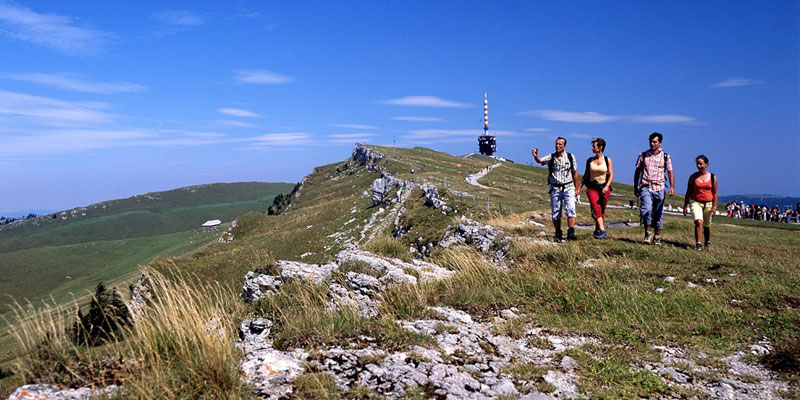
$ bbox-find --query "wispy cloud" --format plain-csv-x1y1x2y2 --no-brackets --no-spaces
629,114,696,123
217,120,257,128
326,133,378,144
1,128,226,157
392,116,444,122
2,72,146,94
381,96,471,108
330,123,378,130
567,133,593,139
150,10,204,27
234,69,294,85
520,109,698,124
519,109,619,123
401,129,519,143
217,107,261,118
711,77,764,88
0,2,111,55
0,89,116,125
525,128,551,132
248,133,313,147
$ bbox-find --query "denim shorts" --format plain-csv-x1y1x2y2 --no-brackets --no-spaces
549,184,576,220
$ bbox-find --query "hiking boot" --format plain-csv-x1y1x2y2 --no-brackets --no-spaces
597,230,608,239
593,230,602,239
704,241,711,251
643,232,653,245
695,242,703,251
566,227,577,241
554,229,563,243
653,235,662,246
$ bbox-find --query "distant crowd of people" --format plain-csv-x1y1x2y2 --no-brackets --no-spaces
725,201,800,224
532,131,719,251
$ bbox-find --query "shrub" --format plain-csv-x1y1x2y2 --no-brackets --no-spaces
72,283,132,346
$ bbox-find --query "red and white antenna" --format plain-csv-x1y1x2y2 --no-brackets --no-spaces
483,91,489,134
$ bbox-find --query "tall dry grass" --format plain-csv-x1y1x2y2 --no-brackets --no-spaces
6,268,251,399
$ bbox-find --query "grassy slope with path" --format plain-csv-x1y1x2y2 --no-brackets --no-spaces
2,146,797,398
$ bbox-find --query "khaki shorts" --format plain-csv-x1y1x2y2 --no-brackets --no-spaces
690,200,713,227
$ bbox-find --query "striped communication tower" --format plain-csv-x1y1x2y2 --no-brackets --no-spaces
478,91,496,156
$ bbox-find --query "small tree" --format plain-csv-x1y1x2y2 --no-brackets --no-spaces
72,282,132,346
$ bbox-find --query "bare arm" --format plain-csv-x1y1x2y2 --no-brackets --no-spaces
712,175,718,214
531,148,546,165
668,169,675,196
576,159,589,193
603,157,613,194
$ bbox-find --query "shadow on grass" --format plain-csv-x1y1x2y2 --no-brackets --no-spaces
613,237,691,249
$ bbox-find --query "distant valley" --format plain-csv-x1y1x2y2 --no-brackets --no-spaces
0,182,294,319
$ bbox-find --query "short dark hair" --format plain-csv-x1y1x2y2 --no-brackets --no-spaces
556,137,567,145
649,132,663,143
696,154,709,164
592,137,606,152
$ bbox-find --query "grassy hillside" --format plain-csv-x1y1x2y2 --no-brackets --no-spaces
0,182,295,254
2,146,798,399
0,182,292,317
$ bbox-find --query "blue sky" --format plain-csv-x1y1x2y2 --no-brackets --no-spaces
1,0,798,213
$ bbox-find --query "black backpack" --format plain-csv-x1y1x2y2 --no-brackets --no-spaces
688,172,715,200
585,156,610,188
548,152,574,175
641,150,668,170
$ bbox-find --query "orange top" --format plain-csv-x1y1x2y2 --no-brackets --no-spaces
691,174,713,202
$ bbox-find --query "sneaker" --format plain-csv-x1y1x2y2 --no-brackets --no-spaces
643,232,653,245
653,235,662,246
695,242,703,251
554,229,563,243
704,241,710,251
593,230,601,239
597,230,608,239
566,227,577,241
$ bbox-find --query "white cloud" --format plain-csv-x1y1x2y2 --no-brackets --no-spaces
520,109,698,124
567,133,593,139
629,114,696,123
3,72,146,94
328,133,378,139
381,96,470,108
150,10,204,27
249,133,313,146
711,77,764,88
330,123,378,129
217,107,261,118
217,120,257,128
392,116,444,122
0,89,116,125
0,3,111,55
234,69,294,85
402,129,519,142
519,109,619,123
525,128,551,132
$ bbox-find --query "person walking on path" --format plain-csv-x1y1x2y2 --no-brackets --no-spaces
683,155,718,251
633,132,675,245
532,137,579,242
576,138,613,239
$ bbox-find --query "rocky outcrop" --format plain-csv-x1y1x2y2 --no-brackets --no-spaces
237,318,306,399
353,144,384,168
6,384,121,400
440,216,511,264
127,273,152,320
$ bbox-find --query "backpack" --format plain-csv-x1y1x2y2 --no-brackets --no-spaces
548,152,574,175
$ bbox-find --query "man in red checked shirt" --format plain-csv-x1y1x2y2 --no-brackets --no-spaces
633,132,675,246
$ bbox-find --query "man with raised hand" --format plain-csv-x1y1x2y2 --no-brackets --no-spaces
633,132,675,245
532,137,579,242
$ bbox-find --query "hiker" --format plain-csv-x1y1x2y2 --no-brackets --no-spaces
633,132,675,245
682,155,718,251
576,137,613,239
532,137,579,242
